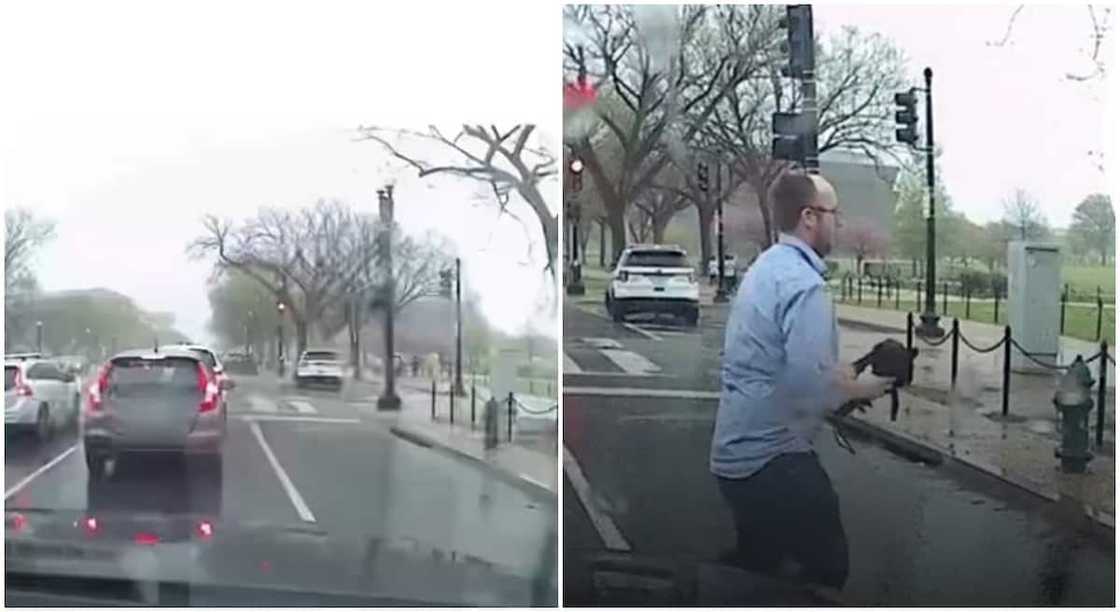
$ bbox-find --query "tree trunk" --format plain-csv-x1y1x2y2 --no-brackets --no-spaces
697,203,715,273
295,319,308,357
652,217,668,244
607,204,627,266
750,178,776,252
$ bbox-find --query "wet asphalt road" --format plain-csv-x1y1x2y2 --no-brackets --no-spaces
562,302,1114,606
5,373,556,604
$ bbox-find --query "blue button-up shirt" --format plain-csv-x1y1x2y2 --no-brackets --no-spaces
710,233,844,479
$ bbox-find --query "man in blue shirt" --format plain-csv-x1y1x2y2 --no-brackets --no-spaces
710,170,893,590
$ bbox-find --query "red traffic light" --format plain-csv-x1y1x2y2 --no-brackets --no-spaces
564,76,597,111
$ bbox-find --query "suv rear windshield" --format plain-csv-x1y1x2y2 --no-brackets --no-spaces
108,357,202,390
5,366,18,391
624,251,688,269
303,351,339,362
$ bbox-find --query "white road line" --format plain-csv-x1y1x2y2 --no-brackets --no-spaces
563,386,720,400
241,415,361,425
288,400,317,415
249,420,316,523
519,474,551,491
623,322,662,341
5,444,78,499
601,349,662,375
563,351,583,373
562,445,630,551
249,395,277,413
563,370,673,378
580,337,622,349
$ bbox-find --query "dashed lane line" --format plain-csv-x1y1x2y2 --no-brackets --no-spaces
562,445,631,552
5,444,78,499
249,420,316,523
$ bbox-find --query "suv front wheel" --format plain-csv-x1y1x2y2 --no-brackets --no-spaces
682,307,699,327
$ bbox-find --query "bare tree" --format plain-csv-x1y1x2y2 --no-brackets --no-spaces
188,199,381,355
355,125,558,278
1001,188,1050,240
990,4,1112,82
837,218,890,274
564,4,775,263
1068,193,1114,265
5,208,56,295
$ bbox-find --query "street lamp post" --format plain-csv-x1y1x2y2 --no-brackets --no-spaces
714,160,731,303
377,186,402,411
36,321,43,354
915,67,943,338
276,302,286,376
454,257,466,397
566,157,585,295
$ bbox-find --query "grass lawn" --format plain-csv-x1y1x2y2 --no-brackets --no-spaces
1062,264,1115,297
834,295,1114,344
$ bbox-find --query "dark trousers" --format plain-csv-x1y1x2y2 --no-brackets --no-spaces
716,451,849,589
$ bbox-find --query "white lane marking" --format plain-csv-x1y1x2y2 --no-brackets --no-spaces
563,370,673,378
562,445,630,551
288,400,317,415
563,386,720,400
563,351,583,373
601,349,662,375
249,420,316,523
5,444,78,499
576,306,613,322
520,474,551,491
580,337,622,349
623,322,662,341
241,415,361,425
249,395,277,413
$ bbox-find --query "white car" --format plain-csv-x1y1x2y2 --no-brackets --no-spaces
605,244,700,326
295,349,344,390
5,356,83,442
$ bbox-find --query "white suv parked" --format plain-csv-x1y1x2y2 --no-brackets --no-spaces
5,356,83,442
605,245,700,326
295,349,344,390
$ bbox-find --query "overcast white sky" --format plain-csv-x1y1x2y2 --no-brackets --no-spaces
0,1,558,344
815,4,1113,226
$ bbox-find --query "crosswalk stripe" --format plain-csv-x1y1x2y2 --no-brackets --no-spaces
563,351,582,373
601,348,661,374
289,400,317,415
249,395,277,413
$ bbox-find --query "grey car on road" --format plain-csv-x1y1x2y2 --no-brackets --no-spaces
5,356,83,443
82,347,231,480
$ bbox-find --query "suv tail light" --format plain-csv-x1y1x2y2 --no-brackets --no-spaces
87,364,111,413
198,364,219,413
14,369,33,398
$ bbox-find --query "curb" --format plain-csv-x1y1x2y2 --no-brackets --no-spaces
832,414,1115,531
388,424,557,504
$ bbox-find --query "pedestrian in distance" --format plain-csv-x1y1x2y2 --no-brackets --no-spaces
709,170,894,593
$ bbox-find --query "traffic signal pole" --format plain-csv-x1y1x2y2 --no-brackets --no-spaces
798,7,819,174
714,160,730,303
454,257,465,397
915,67,943,338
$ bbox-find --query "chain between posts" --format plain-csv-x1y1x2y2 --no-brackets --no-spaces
957,330,1008,354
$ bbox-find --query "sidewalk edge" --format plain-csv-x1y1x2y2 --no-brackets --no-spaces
831,415,1115,531
388,424,557,503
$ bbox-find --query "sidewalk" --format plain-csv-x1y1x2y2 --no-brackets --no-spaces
832,303,1115,526
359,376,558,499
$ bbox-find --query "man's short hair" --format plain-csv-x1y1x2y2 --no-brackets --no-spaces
769,171,818,233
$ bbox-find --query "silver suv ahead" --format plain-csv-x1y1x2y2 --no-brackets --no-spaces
5,356,83,443
82,348,230,480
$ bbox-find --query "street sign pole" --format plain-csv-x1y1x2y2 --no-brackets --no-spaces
916,67,944,338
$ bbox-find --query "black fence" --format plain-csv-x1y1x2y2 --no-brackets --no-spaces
836,275,1114,342
903,312,1115,448
430,382,558,442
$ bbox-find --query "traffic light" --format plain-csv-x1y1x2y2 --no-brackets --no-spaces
894,90,919,146
439,269,453,298
697,162,709,192
569,157,584,193
771,111,810,165
778,5,814,78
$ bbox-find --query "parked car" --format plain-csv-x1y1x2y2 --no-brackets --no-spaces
82,347,230,480
5,357,83,442
295,349,344,390
605,244,700,326
222,351,259,376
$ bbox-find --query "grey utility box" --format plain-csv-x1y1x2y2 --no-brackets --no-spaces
1008,241,1061,373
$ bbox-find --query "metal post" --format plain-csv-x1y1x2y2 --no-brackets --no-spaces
994,285,1001,324
277,323,285,376
906,311,913,352
951,318,960,388
857,275,862,304
378,187,401,411
915,67,943,338
454,257,465,396
965,286,971,319
431,379,436,420
599,220,605,268
715,160,730,303
449,381,455,426
471,384,476,430
1002,325,1012,417
942,281,948,315
507,392,514,442
1096,286,1104,341
877,277,883,307
916,280,922,311
895,278,901,310
1060,284,1068,335
1097,340,1108,448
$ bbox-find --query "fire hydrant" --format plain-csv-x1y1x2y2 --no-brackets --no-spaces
1054,356,1094,474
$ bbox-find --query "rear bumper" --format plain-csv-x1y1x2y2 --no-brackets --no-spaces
612,297,699,314
295,374,343,386
83,413,225,455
